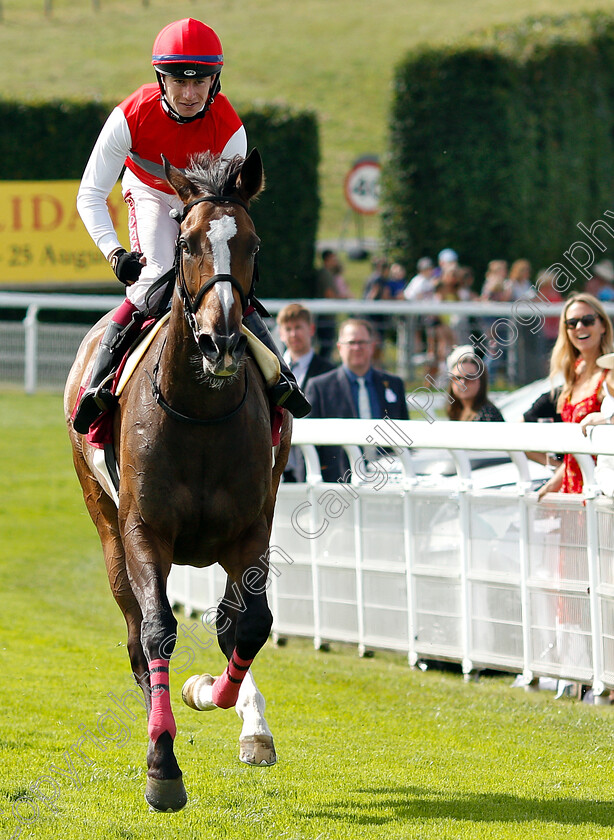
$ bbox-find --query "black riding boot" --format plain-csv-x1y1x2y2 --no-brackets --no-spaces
243,310,311,418
73,320,129,434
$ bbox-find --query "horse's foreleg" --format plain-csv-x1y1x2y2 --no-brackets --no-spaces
181,573,276,765
209,581,272,710
181,586,237,711
236,671,276,766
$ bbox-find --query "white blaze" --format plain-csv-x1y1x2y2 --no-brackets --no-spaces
206,215,238,327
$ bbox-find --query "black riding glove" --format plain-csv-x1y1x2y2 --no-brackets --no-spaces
111,249,144,286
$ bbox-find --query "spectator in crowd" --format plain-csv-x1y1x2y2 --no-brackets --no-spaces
445,345,504,422
457,266,478,301
363,256,390,300
315,249,342,358
453,264,478,346
277,303,336,482
277,303,336,393
480,260,511,382
580,353,614,433
332,256,353,299
595,260,614,302
538,293,613,498
362,256,391,356
523,388,562,423
432,265,463,383
537,294,614,701
387,262,408,298
404,257,437,367
520,385,564,468
305,318,408,482
480,260,510,301
434,247,459,280
277,303,335,389
508,259,533,300
584,259,614,300
534,269,563,363
403,257,435,302
580,352,614,497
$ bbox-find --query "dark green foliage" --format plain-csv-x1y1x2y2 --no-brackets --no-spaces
383,12,614,285
0,100,110,179
0,100,319,297
242,105,320,298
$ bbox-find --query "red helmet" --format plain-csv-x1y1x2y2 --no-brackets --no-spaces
152,18,223,79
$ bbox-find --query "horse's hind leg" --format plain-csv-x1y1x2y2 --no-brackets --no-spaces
79,472,150,697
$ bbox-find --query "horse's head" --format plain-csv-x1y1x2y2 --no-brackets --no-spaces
163,150,264,378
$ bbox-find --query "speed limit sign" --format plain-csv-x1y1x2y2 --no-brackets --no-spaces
344,155,381,215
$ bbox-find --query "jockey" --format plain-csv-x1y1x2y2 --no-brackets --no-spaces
73,17,310,433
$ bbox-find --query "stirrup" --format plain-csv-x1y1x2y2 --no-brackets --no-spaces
73,379,117,434
269,375,311,418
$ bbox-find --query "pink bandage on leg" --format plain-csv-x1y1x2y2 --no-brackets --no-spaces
147,659,176,742
211,650,253,709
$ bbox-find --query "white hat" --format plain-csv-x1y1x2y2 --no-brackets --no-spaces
446,344,479,372
597,352,614,370
438,248,458,265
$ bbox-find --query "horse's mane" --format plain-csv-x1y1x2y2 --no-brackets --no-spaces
185,152,244,198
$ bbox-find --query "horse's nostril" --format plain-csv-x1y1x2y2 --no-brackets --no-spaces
198,333,217,361
198,332,246,370
233,334,248,361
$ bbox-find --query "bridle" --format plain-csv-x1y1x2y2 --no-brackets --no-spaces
148,193,257,425
173,194,256,336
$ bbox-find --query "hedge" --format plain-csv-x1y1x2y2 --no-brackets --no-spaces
382,12,614,286
0,100,319,298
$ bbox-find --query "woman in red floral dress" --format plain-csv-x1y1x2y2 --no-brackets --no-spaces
538,293,613,497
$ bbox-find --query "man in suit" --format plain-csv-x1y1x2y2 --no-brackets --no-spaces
277,302,336,390
277,303,336,481
305,318,409,482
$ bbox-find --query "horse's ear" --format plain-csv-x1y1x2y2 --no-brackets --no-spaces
162,154,200,204
236,148,264,203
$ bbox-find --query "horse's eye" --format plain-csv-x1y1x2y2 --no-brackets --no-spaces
179,239,190,254
253,245,260,257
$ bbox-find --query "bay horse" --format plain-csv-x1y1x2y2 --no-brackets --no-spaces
64,150,291,812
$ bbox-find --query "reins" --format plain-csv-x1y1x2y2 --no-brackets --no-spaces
147,342,250,425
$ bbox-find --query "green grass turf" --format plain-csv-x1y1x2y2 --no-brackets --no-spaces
2,390,614,839
1,0,613,247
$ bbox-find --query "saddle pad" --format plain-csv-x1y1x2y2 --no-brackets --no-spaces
241,324,281,387
116,311,171,396
92,447,120,507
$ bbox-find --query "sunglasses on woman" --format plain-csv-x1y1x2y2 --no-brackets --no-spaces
565,314,599,329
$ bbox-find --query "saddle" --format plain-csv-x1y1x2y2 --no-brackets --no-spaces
84,317,283,505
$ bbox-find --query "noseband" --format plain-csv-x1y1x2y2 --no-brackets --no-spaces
174,195,254,328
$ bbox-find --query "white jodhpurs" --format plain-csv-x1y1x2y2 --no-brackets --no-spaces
122,170,184,312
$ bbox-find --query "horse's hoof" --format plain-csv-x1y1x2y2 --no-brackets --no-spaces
145,776,187,812
182,673,217,711
239,735,277,766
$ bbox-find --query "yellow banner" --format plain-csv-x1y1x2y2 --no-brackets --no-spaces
0,181,129,283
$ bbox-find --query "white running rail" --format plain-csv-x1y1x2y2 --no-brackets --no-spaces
167,419,614,703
